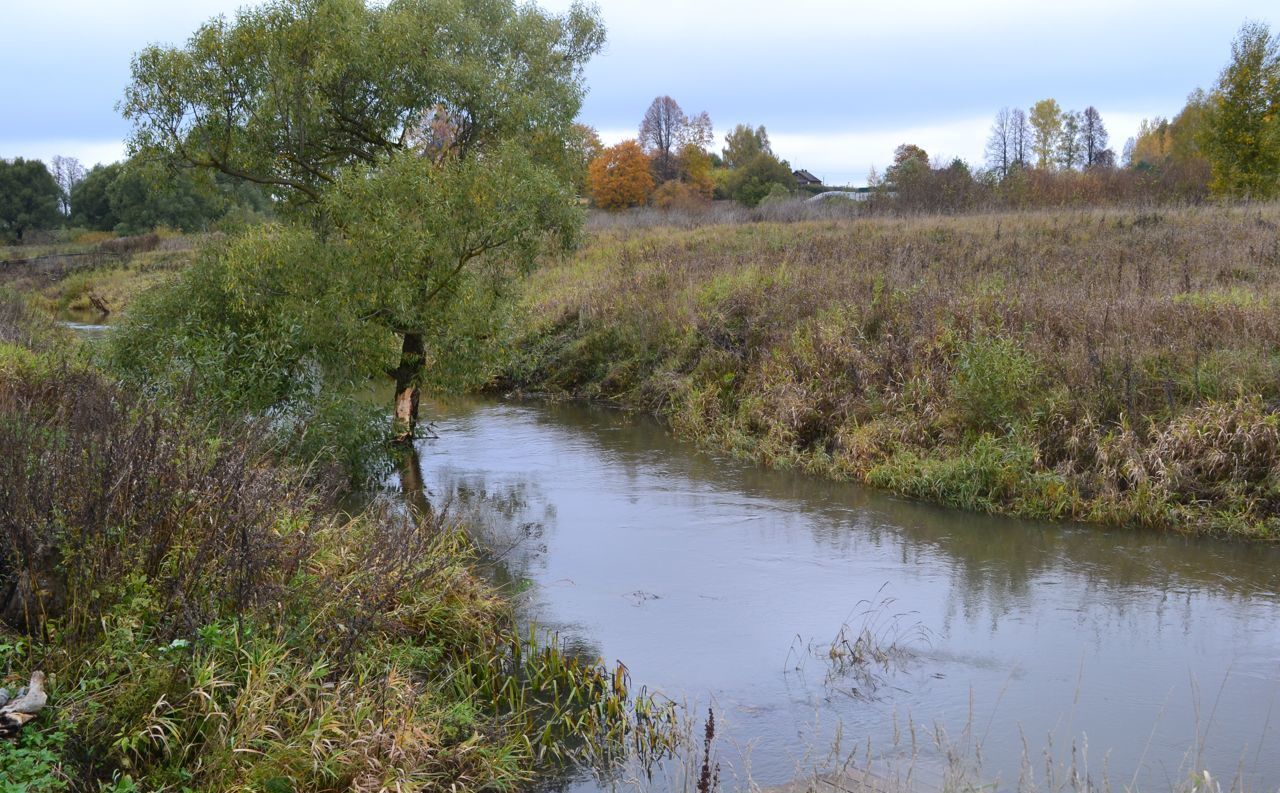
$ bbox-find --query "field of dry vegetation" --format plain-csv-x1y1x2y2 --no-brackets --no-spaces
507,204,1280,538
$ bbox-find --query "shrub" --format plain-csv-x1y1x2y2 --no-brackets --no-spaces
723,152,793,207
0,364,314,638
949,334,1042,433
651,180,711,211
106,228,396,484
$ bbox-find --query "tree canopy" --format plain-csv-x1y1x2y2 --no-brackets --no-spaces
1202,21,1280,198
123,0,604,211
587,140,654,209
115,0,605,446
68,159,271,233
0,159,61,243
719,124,792,206
1029,99,1063,170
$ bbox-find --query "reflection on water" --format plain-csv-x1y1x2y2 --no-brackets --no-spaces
60,312,113,338
411,397,1280,791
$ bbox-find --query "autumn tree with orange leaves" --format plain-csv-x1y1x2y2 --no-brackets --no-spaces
587,140,654,209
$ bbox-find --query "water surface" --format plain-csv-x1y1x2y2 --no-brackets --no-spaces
413,398,1280,791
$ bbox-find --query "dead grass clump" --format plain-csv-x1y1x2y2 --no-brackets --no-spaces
98,232,160,256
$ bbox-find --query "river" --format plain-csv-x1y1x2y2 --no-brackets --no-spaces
409,397,1280,792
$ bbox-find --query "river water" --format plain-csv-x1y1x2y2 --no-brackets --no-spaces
407,397,1280,792
55,307,1280,790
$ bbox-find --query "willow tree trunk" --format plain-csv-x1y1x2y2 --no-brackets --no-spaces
392,332,424,441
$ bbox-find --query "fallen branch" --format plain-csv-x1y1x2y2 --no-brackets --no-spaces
88,290,112,316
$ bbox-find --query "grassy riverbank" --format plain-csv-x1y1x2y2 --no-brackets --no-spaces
0,291,653,791
507,205,1280,539
0,232,192,318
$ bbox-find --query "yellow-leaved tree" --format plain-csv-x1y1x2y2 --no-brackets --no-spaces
587,140,654,209
1202,22,1280,198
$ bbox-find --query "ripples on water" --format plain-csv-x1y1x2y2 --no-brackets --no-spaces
411,398,1280,791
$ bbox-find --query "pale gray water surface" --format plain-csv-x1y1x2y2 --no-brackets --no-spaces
412,398,1280,792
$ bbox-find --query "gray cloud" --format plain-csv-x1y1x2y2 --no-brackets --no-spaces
3,0,1275,183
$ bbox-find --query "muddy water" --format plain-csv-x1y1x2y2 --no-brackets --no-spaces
414,398,1280,791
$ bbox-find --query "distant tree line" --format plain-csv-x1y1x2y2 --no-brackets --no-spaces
0,154,272,243
874,21,1280,213
581,21,1280,215
584,96,797,211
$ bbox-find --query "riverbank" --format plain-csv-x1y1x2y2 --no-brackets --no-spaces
0,291,647,791
0,231,192,319
506,205,1280,539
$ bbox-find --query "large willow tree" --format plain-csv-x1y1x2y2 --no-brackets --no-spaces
120,0,603,438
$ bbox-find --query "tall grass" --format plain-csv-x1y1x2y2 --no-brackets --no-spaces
508,205,1280,538
0,290,664,791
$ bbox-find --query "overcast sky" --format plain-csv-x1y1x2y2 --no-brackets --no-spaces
2,0,1275,185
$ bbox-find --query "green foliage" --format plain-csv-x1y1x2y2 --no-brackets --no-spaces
1203,21,1280,198
883,144,936,204
70,160,270,234
0,158,62,242
106,161,244,234
724,151,793,207
757,183,793,207
324,143,580,362
718,124,794,207
118,0,604,439
68,163,122,231
867,435,1072,519
949,334,1042,433
122,0,604,210
110,140,581,473
0,726,70,792
107,227,394,481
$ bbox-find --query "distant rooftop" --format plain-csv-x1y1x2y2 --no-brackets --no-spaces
793,169,822,186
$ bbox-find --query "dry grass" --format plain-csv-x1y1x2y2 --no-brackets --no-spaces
0,235,198,318
0,291,656,791
509,204,1280,538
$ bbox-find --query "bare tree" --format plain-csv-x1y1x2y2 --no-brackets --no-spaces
50,155,85,217
1081,106,1111,167
986,107,1012,179
681,110,714,151
1010,108,1031,169
639,95,687,181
